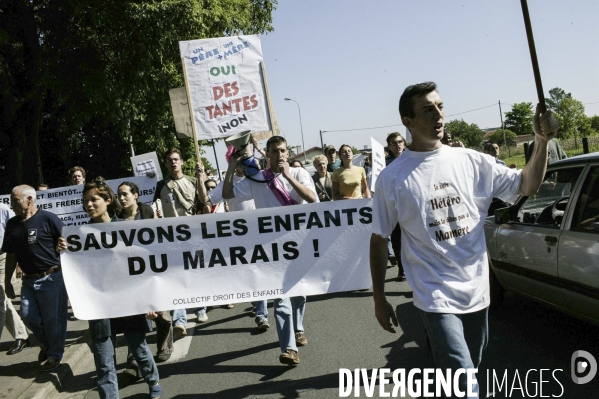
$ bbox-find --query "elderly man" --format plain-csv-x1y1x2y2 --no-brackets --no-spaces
223,135,317,366
370,82,557,397
2,185,68,371
1,203,30,355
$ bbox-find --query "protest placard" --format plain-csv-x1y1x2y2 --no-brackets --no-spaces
370,137,386,192
179,35,275,140
60,199,373,320
130,152,163,181
0,176,157,226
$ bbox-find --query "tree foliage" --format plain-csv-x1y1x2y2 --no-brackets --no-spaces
487,129,517,148
556,97,588,139
504,102,533,136
0,0,276,192
445,119,484,149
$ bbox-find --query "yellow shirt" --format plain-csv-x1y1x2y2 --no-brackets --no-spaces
332,166,366,199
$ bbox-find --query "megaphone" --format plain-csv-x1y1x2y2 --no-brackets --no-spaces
225,131,260,176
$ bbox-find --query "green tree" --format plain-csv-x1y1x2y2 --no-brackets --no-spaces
589,115,599,133
488,129,517,147
504,102,533,135
545,87,572,115
445,119,484,149
0,0,277,191
557,97,587,139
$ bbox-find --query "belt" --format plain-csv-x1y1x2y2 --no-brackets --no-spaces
23,266,61,280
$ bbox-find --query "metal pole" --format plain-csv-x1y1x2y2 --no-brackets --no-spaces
285,98,307,164
499,101,509,157
320,130,324,151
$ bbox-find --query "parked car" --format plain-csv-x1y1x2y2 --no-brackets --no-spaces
485,153,599,325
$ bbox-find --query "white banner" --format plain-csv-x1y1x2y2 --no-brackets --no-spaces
60,200,373,320
0,176,157,226
179,35,272,139
370,137,386,193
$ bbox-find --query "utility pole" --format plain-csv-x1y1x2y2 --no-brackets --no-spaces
319,130,324,151
498,101,509,157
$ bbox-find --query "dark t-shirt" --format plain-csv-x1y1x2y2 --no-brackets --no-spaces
327,159,342,173
1,209,64,274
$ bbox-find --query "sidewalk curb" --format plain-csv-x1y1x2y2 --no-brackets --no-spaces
18,332,92,399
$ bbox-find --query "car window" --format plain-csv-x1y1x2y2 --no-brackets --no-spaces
516,167,584,228
571,165,599,233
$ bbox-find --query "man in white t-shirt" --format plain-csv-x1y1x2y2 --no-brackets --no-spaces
223,135,317,366
370,82,558,397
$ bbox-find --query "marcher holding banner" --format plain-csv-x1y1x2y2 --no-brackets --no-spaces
370,82,558,397
197,152,269,330
153,148,198,341
58,179,163,399
1,185,68,371
223,135,316,366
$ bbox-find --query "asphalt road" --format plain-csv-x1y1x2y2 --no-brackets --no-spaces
59,264,599,398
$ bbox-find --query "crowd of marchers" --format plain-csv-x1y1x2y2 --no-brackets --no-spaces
1,81,560,399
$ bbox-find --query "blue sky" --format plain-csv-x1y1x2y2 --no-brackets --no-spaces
202,0,599,171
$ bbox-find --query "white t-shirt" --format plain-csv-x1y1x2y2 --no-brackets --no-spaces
372,146,521,314
209,176,256,212
233,167,317,209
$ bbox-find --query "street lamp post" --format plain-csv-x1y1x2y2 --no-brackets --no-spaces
284,98,307,164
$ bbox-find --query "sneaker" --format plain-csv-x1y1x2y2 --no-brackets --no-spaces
257,318,270,330
149,383,163,398
226,303,235,309
38,346,48,362
397,272,407,282
295,332,308,347
250,306,257,315
154,352,171,363
41,357,61,372
279,349,300,366
173,325,187,338
196,309,208,323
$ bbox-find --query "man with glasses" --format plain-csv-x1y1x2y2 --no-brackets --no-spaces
2,185,67,371
385,133,407,281
385,132,406,166
152,149,201,354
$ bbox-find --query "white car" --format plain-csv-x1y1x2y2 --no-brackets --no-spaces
485,153,599,325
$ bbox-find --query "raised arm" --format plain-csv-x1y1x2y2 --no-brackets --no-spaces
222,157,238,200
518,105,558,196
280,163,316,203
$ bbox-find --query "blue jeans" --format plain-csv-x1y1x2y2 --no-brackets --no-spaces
91,331,159,399
419,307,489,399
252,300,268,324
172,308,187,327
20,270,68,359
273,296,305,353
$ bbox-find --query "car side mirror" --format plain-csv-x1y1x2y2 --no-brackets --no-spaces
494,207,512,224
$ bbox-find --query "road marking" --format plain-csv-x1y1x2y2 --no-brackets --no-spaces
165,320,197,363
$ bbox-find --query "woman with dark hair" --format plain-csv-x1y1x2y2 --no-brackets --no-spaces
58,178,162,398
331,144,371,200
116,181,156,221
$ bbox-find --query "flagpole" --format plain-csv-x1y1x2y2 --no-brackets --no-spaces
520,0,547,113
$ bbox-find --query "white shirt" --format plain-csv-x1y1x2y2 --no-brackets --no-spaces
233,167,317,209
209,176,256,212
372,146,521,313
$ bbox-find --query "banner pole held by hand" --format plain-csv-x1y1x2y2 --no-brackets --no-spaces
520,0,547,113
